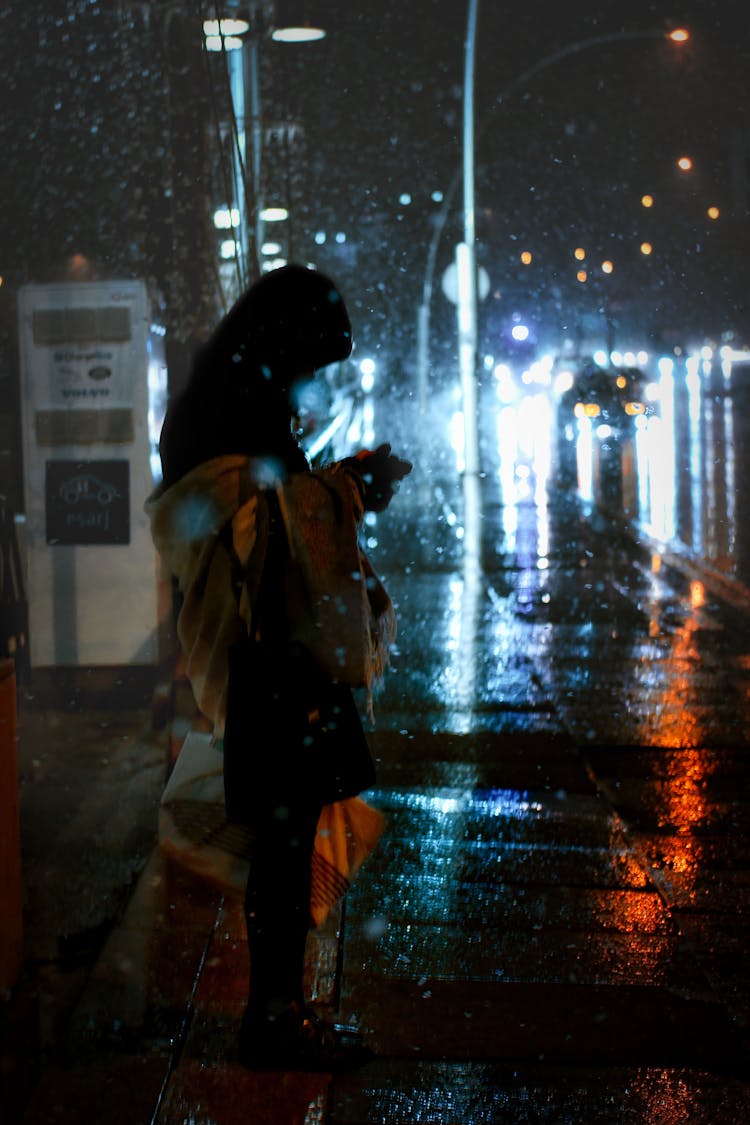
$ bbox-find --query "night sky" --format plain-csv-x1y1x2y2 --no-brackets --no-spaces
0,1,748,369
270,0,749,361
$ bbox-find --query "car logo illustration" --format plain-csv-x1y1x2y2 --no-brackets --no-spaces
88,365,112,381
59,474,119,506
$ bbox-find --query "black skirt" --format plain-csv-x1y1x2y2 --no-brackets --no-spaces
223,637,376,824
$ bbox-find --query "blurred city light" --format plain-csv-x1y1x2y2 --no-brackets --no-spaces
641,194,654,208
450,411,465,472
203,19,247,51
271,10,326,43
677,156,694,171
553,369,574,396
494,363,516,404
359,357,376,392
214,207,240,229
260,206,289,221
511,324,530,341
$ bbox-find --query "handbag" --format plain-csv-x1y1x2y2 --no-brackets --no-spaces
159,730,384,927
223,636,376,822
222,487,376,823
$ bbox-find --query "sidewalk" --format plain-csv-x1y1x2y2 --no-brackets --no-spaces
5,479,750,1123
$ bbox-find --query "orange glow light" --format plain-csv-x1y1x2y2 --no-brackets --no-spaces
677,156,693,172
707,206,720,220
574,247,586,261
520,250,532,265
576,270,587,283
669,28,690,43
601,260,614,274
640,242,653,256
574,402,601,418
641,194,654,208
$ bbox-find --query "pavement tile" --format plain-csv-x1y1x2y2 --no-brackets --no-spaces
20,1052,171,1125
368,730,595,794
582,744,750,783
673,915,750,1030
156,1058,330,1125
191,928,248,1018
123,850,225,934
358,837,651,891
559,704,750,749
330,1061,750,1124
349,876,675,934
343,923,708,989
599,780,750,836
65,920,207,1053
370,708,567,737
339,979,749,1074
633,831,750,878
367,787,621,851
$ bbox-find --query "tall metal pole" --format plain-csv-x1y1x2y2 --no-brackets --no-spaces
457,0,480,476
419,27,675,438
246,31,264,279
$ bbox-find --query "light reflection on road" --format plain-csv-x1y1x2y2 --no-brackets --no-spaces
472,349,747,585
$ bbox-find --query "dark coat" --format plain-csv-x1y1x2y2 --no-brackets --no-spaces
159,264,353,488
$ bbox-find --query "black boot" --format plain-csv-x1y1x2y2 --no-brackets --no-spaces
239,1002,374,1072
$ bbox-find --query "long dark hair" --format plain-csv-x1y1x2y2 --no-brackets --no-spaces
159,265,353,487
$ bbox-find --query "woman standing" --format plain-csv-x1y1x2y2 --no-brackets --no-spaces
147,264,410,1070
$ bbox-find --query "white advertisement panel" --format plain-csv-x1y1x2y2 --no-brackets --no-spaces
18,281,168,667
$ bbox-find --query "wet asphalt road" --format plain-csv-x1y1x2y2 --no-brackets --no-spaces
332,471,750,1120
7,464,750,1123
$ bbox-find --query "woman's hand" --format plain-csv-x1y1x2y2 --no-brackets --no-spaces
349,443,413,512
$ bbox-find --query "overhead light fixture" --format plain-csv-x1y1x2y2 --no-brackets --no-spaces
203,18,249,51
271,2,326,42
260,206,289,221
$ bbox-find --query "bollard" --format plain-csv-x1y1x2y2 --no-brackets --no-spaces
0,658,22,995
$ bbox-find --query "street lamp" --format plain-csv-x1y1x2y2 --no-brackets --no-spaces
205,3,325,287
271,2,326,42
417,21,691,472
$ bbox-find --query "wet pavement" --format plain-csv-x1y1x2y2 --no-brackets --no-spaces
3,466,750,1123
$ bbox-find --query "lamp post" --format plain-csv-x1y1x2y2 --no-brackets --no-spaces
206,3,326,287
417,23,690,472
456,0,480,477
